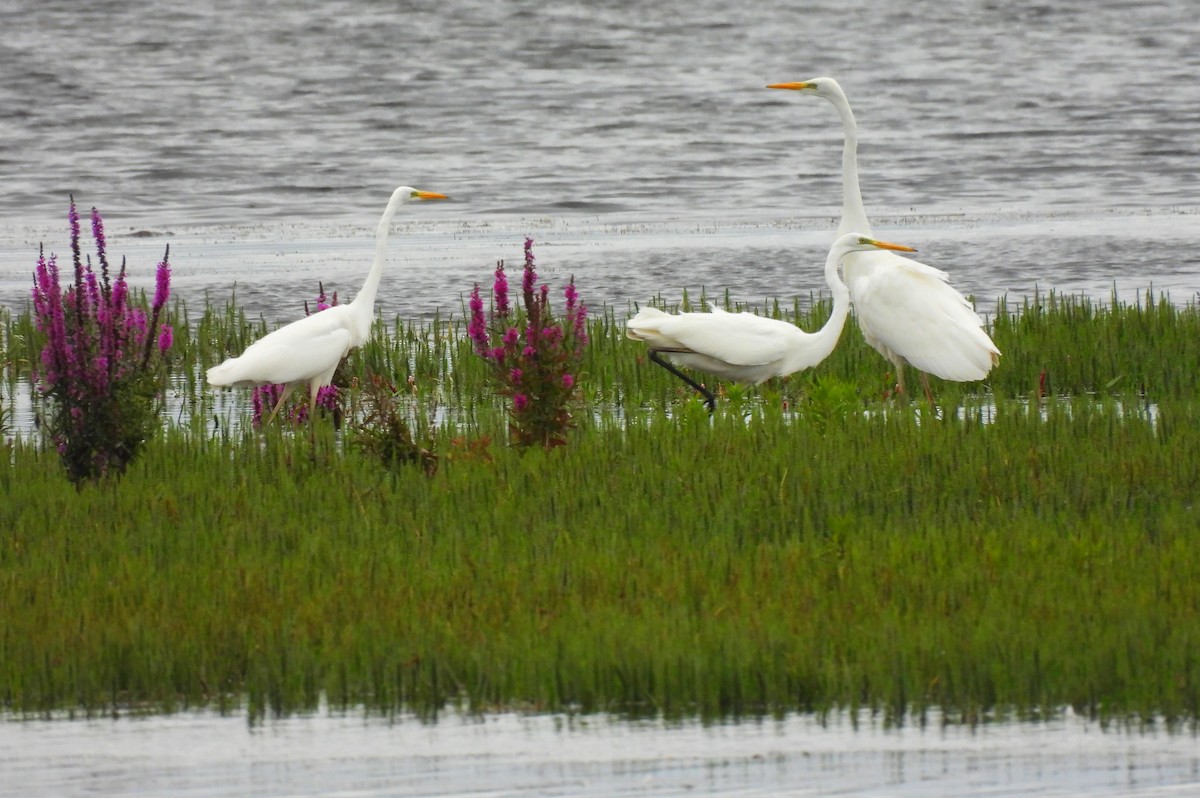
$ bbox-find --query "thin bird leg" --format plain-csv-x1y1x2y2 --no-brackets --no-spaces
891,358,907,403
650,349,716,412
919,371,935,405
266,384,296,425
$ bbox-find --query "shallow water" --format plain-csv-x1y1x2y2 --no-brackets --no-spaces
1,0,1198,324
3,710,1199,798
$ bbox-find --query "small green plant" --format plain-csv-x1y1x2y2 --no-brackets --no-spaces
30,198,174,484
467,238,588,447
352,374,437,475
799,375,860,429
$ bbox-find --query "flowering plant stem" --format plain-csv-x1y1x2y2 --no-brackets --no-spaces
31,198,174,484
469,238,587,448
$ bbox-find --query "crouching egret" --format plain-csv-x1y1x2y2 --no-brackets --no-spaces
767,78,1000,400
207,185,447,424
626,233,916,410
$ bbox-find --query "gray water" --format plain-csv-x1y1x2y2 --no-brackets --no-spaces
1,0,1198,325
3,709,1198,797
2,1,1199,793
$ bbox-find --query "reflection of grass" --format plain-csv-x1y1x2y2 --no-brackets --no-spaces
1,290,1199,724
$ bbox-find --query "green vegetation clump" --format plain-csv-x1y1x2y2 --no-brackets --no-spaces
1,289,1199,725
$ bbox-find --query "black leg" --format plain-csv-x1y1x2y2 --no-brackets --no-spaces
650,350,715,412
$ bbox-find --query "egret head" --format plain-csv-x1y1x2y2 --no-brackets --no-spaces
392,186,448,203
766,76,846,101
836,232,917,256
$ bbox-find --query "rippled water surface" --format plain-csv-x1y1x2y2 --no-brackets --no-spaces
3,710,1199,798
1,0,1198,323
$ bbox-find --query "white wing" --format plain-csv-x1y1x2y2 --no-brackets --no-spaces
629,306,799,366
208,312,354,387
849,250,1000,381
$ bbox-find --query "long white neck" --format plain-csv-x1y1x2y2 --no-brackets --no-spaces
350,191,405,312
826,88,872,237
784,246,852,372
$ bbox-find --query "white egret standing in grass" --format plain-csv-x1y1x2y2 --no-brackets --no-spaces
767,77,1000,400
207,185,447,423
626,233,916,409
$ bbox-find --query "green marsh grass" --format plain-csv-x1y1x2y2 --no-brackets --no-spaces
2,291,1199,724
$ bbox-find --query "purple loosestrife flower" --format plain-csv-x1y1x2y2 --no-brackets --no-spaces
251,385,271,428
153,251,171,313
91,207,109,286
522,239,537,304
84,268,101,312
572,302,589,348
564,279,578,314
157,324,173,353
316,384,339,413
467,284,489,355
68,198,82,281
468,238,588,448
32,201,175,484
493,262,509,317
142,246,172,368
68,199,86,337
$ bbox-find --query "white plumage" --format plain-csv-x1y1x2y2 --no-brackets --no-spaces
767,77,1000,398
627,233,916,408
207,185,447,422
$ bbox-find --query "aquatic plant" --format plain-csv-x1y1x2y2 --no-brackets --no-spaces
352,373,438,475
468,238,588,447
29,198,173,484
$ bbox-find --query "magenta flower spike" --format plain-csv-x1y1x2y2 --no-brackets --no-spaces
494,262,510,317
522,238,537,301
157,324,174,353
153,248,171,313
91,206,109,286
31,200,175,483
467,283,489,355
468,237,587,448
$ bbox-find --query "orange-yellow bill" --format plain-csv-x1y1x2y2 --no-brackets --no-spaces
866,238,916,253
766,81,815,91
413,190,448,200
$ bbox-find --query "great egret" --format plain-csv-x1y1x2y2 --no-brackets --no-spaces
626,233,916,409
767,77,1001,399
207,185,447,423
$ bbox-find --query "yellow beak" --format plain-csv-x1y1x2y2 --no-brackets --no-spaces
766,81,815,91
414,191,448,200
869,238,917,253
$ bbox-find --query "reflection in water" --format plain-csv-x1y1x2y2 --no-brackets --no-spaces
2,709,1197,797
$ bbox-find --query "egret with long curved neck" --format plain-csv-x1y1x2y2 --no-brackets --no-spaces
626,233,916,410
767,78,1000,400
207,185,447,423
